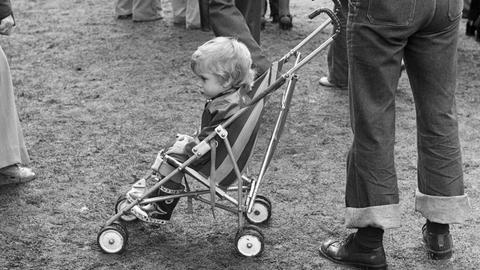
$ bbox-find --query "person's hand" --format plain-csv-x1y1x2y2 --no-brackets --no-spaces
165,134,195,155
0,15,14,36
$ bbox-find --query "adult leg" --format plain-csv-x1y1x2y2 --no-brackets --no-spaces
269,0,279,22
278,0,292,30
185,0,201,29
115,0,133,18
319,1,412,268
466,0,480,37
132,0,163,22
0,46,30,169
321,0,348,89
405,0,470,259
171,0,186,25
0,46,34,185
405,0,469,227
209,0,270,76
344,2,407,231
234,0,262,45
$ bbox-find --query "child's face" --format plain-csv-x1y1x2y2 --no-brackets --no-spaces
198,73,229,98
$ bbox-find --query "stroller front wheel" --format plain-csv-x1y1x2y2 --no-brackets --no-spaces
97,222,128,254
235,225,265,257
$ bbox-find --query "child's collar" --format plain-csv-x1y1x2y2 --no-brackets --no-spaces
208,86,240,101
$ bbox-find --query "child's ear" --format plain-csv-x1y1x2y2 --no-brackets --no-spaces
222,77,233,88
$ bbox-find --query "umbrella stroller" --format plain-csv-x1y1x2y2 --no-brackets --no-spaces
97,5,341,257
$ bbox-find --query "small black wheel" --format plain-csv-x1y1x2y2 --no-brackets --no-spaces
245,196,272,225
235,225,265,257
254,195,272,209
115,194,137,222
97,222,129,254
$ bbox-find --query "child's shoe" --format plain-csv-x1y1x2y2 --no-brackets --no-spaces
130,204,170,224
130,180,185,224
126,178,147,202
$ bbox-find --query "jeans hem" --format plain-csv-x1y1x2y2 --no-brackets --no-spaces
345,204,401,229
415,189,470,224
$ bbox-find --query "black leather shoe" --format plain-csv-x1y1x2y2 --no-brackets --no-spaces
319,233,387,270
422,224,453,260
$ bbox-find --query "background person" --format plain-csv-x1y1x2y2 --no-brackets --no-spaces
466,0,480,40
114,0,163,22
318,0,348,90
0,0,35,185
202,0,271,77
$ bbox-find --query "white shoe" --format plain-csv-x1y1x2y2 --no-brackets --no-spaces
130,204,168,224
126,178,147,202
319,76,335,87
0,164,36,186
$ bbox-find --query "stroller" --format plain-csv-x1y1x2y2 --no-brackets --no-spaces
97,5,341,257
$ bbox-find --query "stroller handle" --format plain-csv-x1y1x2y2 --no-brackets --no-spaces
308,8,341,38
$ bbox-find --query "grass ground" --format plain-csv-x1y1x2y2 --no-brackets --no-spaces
0,0,479,269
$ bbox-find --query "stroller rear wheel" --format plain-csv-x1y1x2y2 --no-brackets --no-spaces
235,225,265,257
115,194,138,222
245,196,272,225
97,222,129,254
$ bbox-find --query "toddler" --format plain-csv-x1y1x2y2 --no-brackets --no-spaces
127,37,255,224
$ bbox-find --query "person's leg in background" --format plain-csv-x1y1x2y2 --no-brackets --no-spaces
172,0,187,25
131,0,163,22
0,46,35,185
234,0,262,45
463,0,471,18
208,0,270,76
466,0,480,39
269,0,279,23
115,0,133,19
278,0,292,30
260,0,268,29
319,0,348,89
405,0,470,260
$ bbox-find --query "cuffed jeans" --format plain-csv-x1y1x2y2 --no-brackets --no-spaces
345,0,470,229
326,0,348,88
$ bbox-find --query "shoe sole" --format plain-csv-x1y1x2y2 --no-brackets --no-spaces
130,206,167,225
0,174,36,186
426,250,453,260
318,247,388,270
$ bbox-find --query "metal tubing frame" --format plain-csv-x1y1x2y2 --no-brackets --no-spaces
247,70,300,212
104,154,200,226
103,9,340,228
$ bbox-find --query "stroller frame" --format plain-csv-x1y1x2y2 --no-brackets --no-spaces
97,6,341,257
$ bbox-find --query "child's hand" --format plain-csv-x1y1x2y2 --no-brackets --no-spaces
0,15,14,36
166,134,195,155
175,133,195,143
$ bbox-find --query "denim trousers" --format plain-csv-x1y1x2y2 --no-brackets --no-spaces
345,0,470,229
326,0,349,87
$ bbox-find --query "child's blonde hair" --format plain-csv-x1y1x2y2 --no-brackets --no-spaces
191,37,255,89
